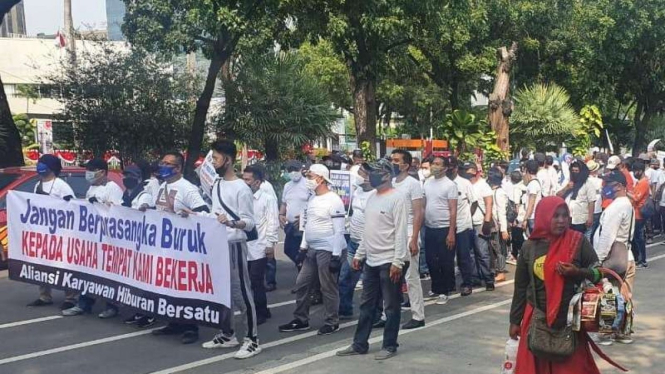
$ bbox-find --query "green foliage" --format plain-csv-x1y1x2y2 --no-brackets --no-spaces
299,40,352,111
360,141,374,162
44,45,195,163
12,114,36,148
568,105,604,157
438,109,506,165
511,83,580,150
219,52,339,161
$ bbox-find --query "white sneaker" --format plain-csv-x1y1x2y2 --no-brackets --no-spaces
202,332,239,349
425,291,439,301
436,295,449,305
355,280,363,290
235,338,262,359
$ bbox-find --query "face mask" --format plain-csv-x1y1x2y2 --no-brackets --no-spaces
369,172,388,188
158,165,177,180
353,173,365,186
37,162,50,177
392,163,402,176
246,181,260,193
430,165,444,178
420,169,431,179
85,170,100,183
601,185,616,199
123,177,139,189
289,171,302,182
570,171,580,183
305,178,320,191
215,157,230,176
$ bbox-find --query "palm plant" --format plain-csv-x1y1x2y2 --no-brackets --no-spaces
510,83,580,150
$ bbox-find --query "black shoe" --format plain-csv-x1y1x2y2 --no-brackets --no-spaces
181,330,199,344
461,287,473,297
372,319,386,329
279,319,310,332
152,325,182,336
137,316,156,328
290,288,298,294
27,299,53,307
486,283,495,291
400,300,411,310
124,314,142,325
402,319,425,329
266,284,277,292
59,301,76,310
318,324,340,335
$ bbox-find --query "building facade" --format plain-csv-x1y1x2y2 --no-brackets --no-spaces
0,1,26,38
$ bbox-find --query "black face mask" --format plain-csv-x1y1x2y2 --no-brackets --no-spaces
123,177,139,189
570,171,580,183
216,157,231,175
369,172,388,188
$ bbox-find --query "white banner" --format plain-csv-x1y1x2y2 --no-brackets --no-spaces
198,150,219,201
7,191,230,327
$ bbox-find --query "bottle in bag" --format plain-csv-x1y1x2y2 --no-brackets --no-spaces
501,338,519,374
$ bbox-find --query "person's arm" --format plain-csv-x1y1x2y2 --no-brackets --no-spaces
392,195,409,269
509,242,530,326
497,190,508,235
524,194,537,225
483,195,493,223
330,198,347,256
412,197,424,244
447,198,457,247
265,195,280,246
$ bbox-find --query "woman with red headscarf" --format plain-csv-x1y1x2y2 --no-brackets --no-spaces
508,196,621,373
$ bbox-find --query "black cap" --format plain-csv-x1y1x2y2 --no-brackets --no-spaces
123,165,142,179
284,160,304,171
603,170,627,186
444,156,459,168
462,161,478,172
38,154,62,176
86,158,108,171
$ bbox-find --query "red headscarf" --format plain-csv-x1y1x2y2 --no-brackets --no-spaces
529,196,583,327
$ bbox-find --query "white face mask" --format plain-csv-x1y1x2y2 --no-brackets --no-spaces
85,170,100,183
420,169,431,180
289,171,302,182
305,178,320,191
353,174,364,186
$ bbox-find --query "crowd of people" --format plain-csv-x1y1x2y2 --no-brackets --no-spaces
23,142,655,366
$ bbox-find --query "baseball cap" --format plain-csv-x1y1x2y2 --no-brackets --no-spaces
650,158,660,166
308,163,332,183
86,158,108,171
606,155,621,170
123,165,142,179
586,160,600,172
362,158,394,177
285,160,304,171
603,170,627,186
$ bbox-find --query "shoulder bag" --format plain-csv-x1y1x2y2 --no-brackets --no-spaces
601,210,633,276
216,181,258,241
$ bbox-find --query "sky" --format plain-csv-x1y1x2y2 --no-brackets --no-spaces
23,0,108,36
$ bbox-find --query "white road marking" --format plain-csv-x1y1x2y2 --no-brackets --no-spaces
253,298,514,374
0,328,157,365
149,280,516,374
0,315,62,330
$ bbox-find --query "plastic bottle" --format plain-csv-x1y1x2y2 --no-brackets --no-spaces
501,338,519,374
601,278,613,293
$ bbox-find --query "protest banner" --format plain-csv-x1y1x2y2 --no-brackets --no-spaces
7,191,230,328
198,150,219,201
330,170,352,210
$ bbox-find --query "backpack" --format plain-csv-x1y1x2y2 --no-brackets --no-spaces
506,199,519,224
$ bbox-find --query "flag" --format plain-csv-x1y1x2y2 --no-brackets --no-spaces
54,31,65,48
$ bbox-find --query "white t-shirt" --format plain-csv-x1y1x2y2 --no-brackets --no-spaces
154,177,207,214
512,181,528,223
260,180,278,201
212,178,255,242
86,181,124,205
453,176,475,233
300,191,347,255
471,178,493,226
588,176,603,214
282,177,310,223
393,175,424,232
350,188,376,242
493,187,509,233
548,166,560,192
594,196,635,263
423,176,458,228
537,168,552,197
34,178,75,199
144,178,161,202
523,178,542,220
561,180,596,225
128,190,153,210
247,189,279,261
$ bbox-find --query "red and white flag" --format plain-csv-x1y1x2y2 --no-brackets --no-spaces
54,31,66,48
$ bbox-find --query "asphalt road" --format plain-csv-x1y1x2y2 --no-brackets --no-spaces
0,242,664,374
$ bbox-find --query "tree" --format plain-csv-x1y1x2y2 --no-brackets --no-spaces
122,0,283,176
12,113,37,148
0,0,24,168
45,46,194,163
219,52,339,161
510,83,580,151
282,0,411,152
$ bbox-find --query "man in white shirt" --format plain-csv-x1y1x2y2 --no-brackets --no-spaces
509,170,527,260
522,160,543,233
446,157,477,297
546,155,561,193
487,168,510,281
63,158,124,319
200,141,261,359
27,155,78,310
535,153,552,197
556,160,596,234
338,166,375,319
146,152,210,344
279,164,346,336
463,162,496,290
391,150,425,328
279,160,309,272
337,158,409,360
242,165,279,326
585,160,603,241
422,156,458,305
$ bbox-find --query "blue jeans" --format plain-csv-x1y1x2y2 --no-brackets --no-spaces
471,226,494,284
419,230,429,275
265,258,277,286
631,219,647,265
456,229,475,288
338,240,362,317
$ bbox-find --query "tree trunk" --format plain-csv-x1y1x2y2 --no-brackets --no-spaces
184,50,228,180
0,73,25,167
64,0,76,67
264,138,279,161
489,42,518,155
351,77,377,153
632,99,653,156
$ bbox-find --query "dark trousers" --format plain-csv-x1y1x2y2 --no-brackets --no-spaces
353,262,408,353
249,257,269,319
265,257,277,286
424,226,455,295
338,240,362,316
284,226,303,268
659,207,665,233
455,229,475,288
631,219,647,265
510,226,525,259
